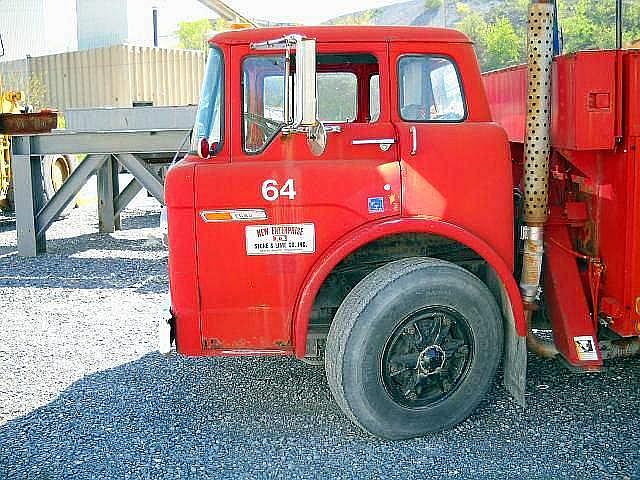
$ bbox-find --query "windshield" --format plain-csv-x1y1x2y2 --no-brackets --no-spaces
191,47,223,153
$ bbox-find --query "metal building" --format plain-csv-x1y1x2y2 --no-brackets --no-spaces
0,0,78,61
0,45,205,111
0,0,217,61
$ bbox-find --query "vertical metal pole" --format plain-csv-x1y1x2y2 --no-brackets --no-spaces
25,54,31,108
152,7,159,48
97,154,119,233
442,0,447,28
520,2,555,304
12,136,46,256
111,157,121,230
520,1,560,359
616,0,623,49
284,44,291,125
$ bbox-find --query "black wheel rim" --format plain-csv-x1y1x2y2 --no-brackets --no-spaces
380,306,474,409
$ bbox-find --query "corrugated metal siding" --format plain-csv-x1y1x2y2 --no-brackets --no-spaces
0,46,205,111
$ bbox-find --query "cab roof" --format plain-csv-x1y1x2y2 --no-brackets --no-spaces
210,25,471,46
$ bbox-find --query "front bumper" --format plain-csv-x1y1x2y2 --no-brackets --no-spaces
158,312,176,355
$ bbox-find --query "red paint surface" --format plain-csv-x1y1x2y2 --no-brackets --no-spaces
483,64,527,143
165,161,201,355
165,27,521,357
292,217,525,357
544,219,602,368
484,49,640,352
210,26,471,46
484,51,619,150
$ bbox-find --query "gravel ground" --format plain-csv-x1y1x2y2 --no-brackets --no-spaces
0,195,639,479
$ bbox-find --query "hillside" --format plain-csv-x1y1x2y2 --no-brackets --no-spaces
325,0,502,28
325,0,640,71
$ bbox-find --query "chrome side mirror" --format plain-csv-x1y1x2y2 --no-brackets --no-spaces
294,38,325,156
293,39,317,129
251,34,325,156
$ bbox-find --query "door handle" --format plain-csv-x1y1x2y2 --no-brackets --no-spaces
410,126,417,155
351,138,396,145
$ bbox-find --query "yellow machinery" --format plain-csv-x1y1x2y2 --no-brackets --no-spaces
0,79,21,210
0,77,76,212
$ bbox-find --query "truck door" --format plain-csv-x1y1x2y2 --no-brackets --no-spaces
194,42,401,351
390,43,514,261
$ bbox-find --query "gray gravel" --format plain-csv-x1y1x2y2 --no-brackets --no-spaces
0,196,639,479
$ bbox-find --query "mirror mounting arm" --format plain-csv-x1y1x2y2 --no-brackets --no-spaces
251,34,326,155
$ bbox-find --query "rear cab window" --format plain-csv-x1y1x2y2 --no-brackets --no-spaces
317,72,358,123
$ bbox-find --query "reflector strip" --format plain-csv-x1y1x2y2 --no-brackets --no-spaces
200,209,267,222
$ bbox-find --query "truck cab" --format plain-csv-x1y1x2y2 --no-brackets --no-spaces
165,26,522,439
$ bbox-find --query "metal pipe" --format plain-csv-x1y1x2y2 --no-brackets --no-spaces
520,226,544,303
442,0,447,27
284,44,291,125
519,1,555,306
616,0,623,49
520,2,561,359
600,338,640,359
525,312,559,358
25,55,32,109
152,7,159,48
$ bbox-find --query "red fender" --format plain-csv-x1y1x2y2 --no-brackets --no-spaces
292,217,525,358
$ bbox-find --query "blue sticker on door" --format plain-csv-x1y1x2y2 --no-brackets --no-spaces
368,197,384,213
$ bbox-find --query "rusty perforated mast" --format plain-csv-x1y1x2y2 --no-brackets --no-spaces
519,0,559,357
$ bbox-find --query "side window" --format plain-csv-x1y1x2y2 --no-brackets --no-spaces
242,53,380,154
263,75,285,123
398,55,465,122
317,72,357,123
243,56,286,154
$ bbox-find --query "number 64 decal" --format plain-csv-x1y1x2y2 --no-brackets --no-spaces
261,179,297,201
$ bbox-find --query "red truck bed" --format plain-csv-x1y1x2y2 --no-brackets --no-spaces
483,50,640,341
483,50,625,150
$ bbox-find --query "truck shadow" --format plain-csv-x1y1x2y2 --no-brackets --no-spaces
0,352,638,478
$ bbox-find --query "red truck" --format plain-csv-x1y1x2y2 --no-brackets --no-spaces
163,3,640,439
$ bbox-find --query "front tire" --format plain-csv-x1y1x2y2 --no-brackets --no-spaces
325,257,503,440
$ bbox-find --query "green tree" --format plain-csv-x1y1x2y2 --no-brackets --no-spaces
560,0,640,52
214,18,232,32
424,0,443,10
454,0,640,70
484,17,523,71
489,0,529,32
456,3,490,66
177,19,213,52
456,3,524,72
